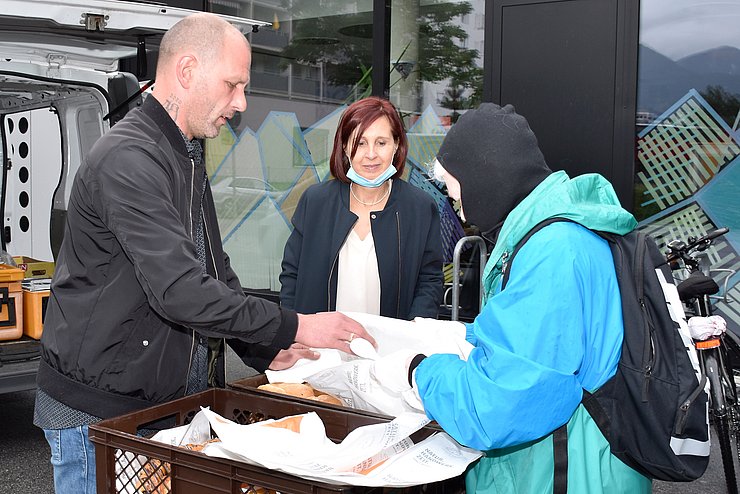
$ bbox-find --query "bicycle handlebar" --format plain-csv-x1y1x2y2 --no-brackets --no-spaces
665,227,729,264
699,227,730,244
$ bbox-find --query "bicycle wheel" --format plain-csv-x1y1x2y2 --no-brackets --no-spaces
706,351,739,494
719,333,740,468
723,331,740,376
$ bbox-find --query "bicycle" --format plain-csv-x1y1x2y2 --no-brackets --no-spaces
665,227,740,494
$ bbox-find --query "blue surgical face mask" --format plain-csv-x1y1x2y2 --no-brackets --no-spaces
346,163,397,188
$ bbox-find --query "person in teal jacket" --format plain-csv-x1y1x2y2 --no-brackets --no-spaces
383,104,651,493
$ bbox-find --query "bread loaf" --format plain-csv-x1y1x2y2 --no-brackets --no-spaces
183,437,221,452
314,393,343,406
137,458,170,494
257,381,343,407
277,382,315,398
257,383,288,395
263,415,304,433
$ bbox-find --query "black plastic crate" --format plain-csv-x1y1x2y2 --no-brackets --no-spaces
89,388,464,494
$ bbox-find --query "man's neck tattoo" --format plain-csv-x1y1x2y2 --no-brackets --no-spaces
163,95,182,121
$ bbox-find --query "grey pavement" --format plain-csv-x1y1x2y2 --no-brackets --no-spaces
2,388,54,493
0,350,734,493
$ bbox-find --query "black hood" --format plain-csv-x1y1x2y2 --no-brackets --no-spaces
436,103,552,236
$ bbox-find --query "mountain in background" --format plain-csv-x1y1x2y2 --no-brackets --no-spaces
638,44,740,121
677,45,740,77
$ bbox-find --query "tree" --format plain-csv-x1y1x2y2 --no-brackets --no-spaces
278,1,483,103
439,83,468,123
700,85,740,128
416,1,479,86
279,2,372,98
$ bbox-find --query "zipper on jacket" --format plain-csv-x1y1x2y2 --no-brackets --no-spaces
327,250,338,312
202,207,218,281
185,158,197,391
198,178,228,388
395,211,401,317
189,159,195,239
328,219,358,311
328,186,349,310
185,329,197,392
327,236,345,312
500,251,510,282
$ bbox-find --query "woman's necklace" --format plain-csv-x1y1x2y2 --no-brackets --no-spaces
350,180,392,206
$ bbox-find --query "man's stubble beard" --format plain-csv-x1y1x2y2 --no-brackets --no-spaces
189,80,221,140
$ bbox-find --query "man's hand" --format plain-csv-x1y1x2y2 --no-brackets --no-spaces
268,343,319,370
295,312,376,354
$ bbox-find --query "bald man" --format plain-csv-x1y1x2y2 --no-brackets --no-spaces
34,13,369,492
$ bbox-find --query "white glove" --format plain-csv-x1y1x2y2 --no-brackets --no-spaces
413,317,467,341
688,315,726,340
371,350,423,393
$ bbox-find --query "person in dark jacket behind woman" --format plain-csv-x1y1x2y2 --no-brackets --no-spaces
33,13,370,494
280,97,443,320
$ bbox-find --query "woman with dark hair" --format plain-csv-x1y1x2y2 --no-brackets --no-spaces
279,96,443,321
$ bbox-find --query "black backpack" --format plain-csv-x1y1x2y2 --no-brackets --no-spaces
501,218,710,488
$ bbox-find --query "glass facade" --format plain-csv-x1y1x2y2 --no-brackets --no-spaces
206,0,373,292
635,0,740,330
205,0,483,303
389,1,485,318
198,0,737,326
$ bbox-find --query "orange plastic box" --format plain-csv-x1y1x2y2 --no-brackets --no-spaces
0,264,25,341
23,289,49,339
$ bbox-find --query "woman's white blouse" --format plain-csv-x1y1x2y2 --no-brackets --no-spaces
335,228,381,315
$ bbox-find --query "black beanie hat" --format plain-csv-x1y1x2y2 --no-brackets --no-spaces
437,103,552,236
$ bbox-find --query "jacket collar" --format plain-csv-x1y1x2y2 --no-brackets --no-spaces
141,95,190,162
482,170,637,300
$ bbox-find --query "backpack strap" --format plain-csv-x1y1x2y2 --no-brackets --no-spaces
501,217,573,289
553,423,569,494
499,216,575,492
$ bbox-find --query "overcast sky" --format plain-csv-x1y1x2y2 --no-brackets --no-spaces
640,0,740,60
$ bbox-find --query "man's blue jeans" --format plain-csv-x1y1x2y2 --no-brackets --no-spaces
43,425,96,494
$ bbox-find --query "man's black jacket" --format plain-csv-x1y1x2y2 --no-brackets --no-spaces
37,97,297,419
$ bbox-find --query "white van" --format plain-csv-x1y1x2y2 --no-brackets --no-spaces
0,0,265,393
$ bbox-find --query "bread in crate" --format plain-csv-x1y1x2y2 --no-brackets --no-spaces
257,381,342,406
136,438,278,494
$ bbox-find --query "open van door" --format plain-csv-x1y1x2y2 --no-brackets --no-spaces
0,0,266,393
0,0,267,262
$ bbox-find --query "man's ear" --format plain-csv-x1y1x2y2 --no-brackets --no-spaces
175,55,198,89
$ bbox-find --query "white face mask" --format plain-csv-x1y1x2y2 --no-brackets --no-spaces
347,163,397,188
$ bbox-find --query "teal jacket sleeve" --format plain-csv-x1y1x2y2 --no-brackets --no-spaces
414,222,623,451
